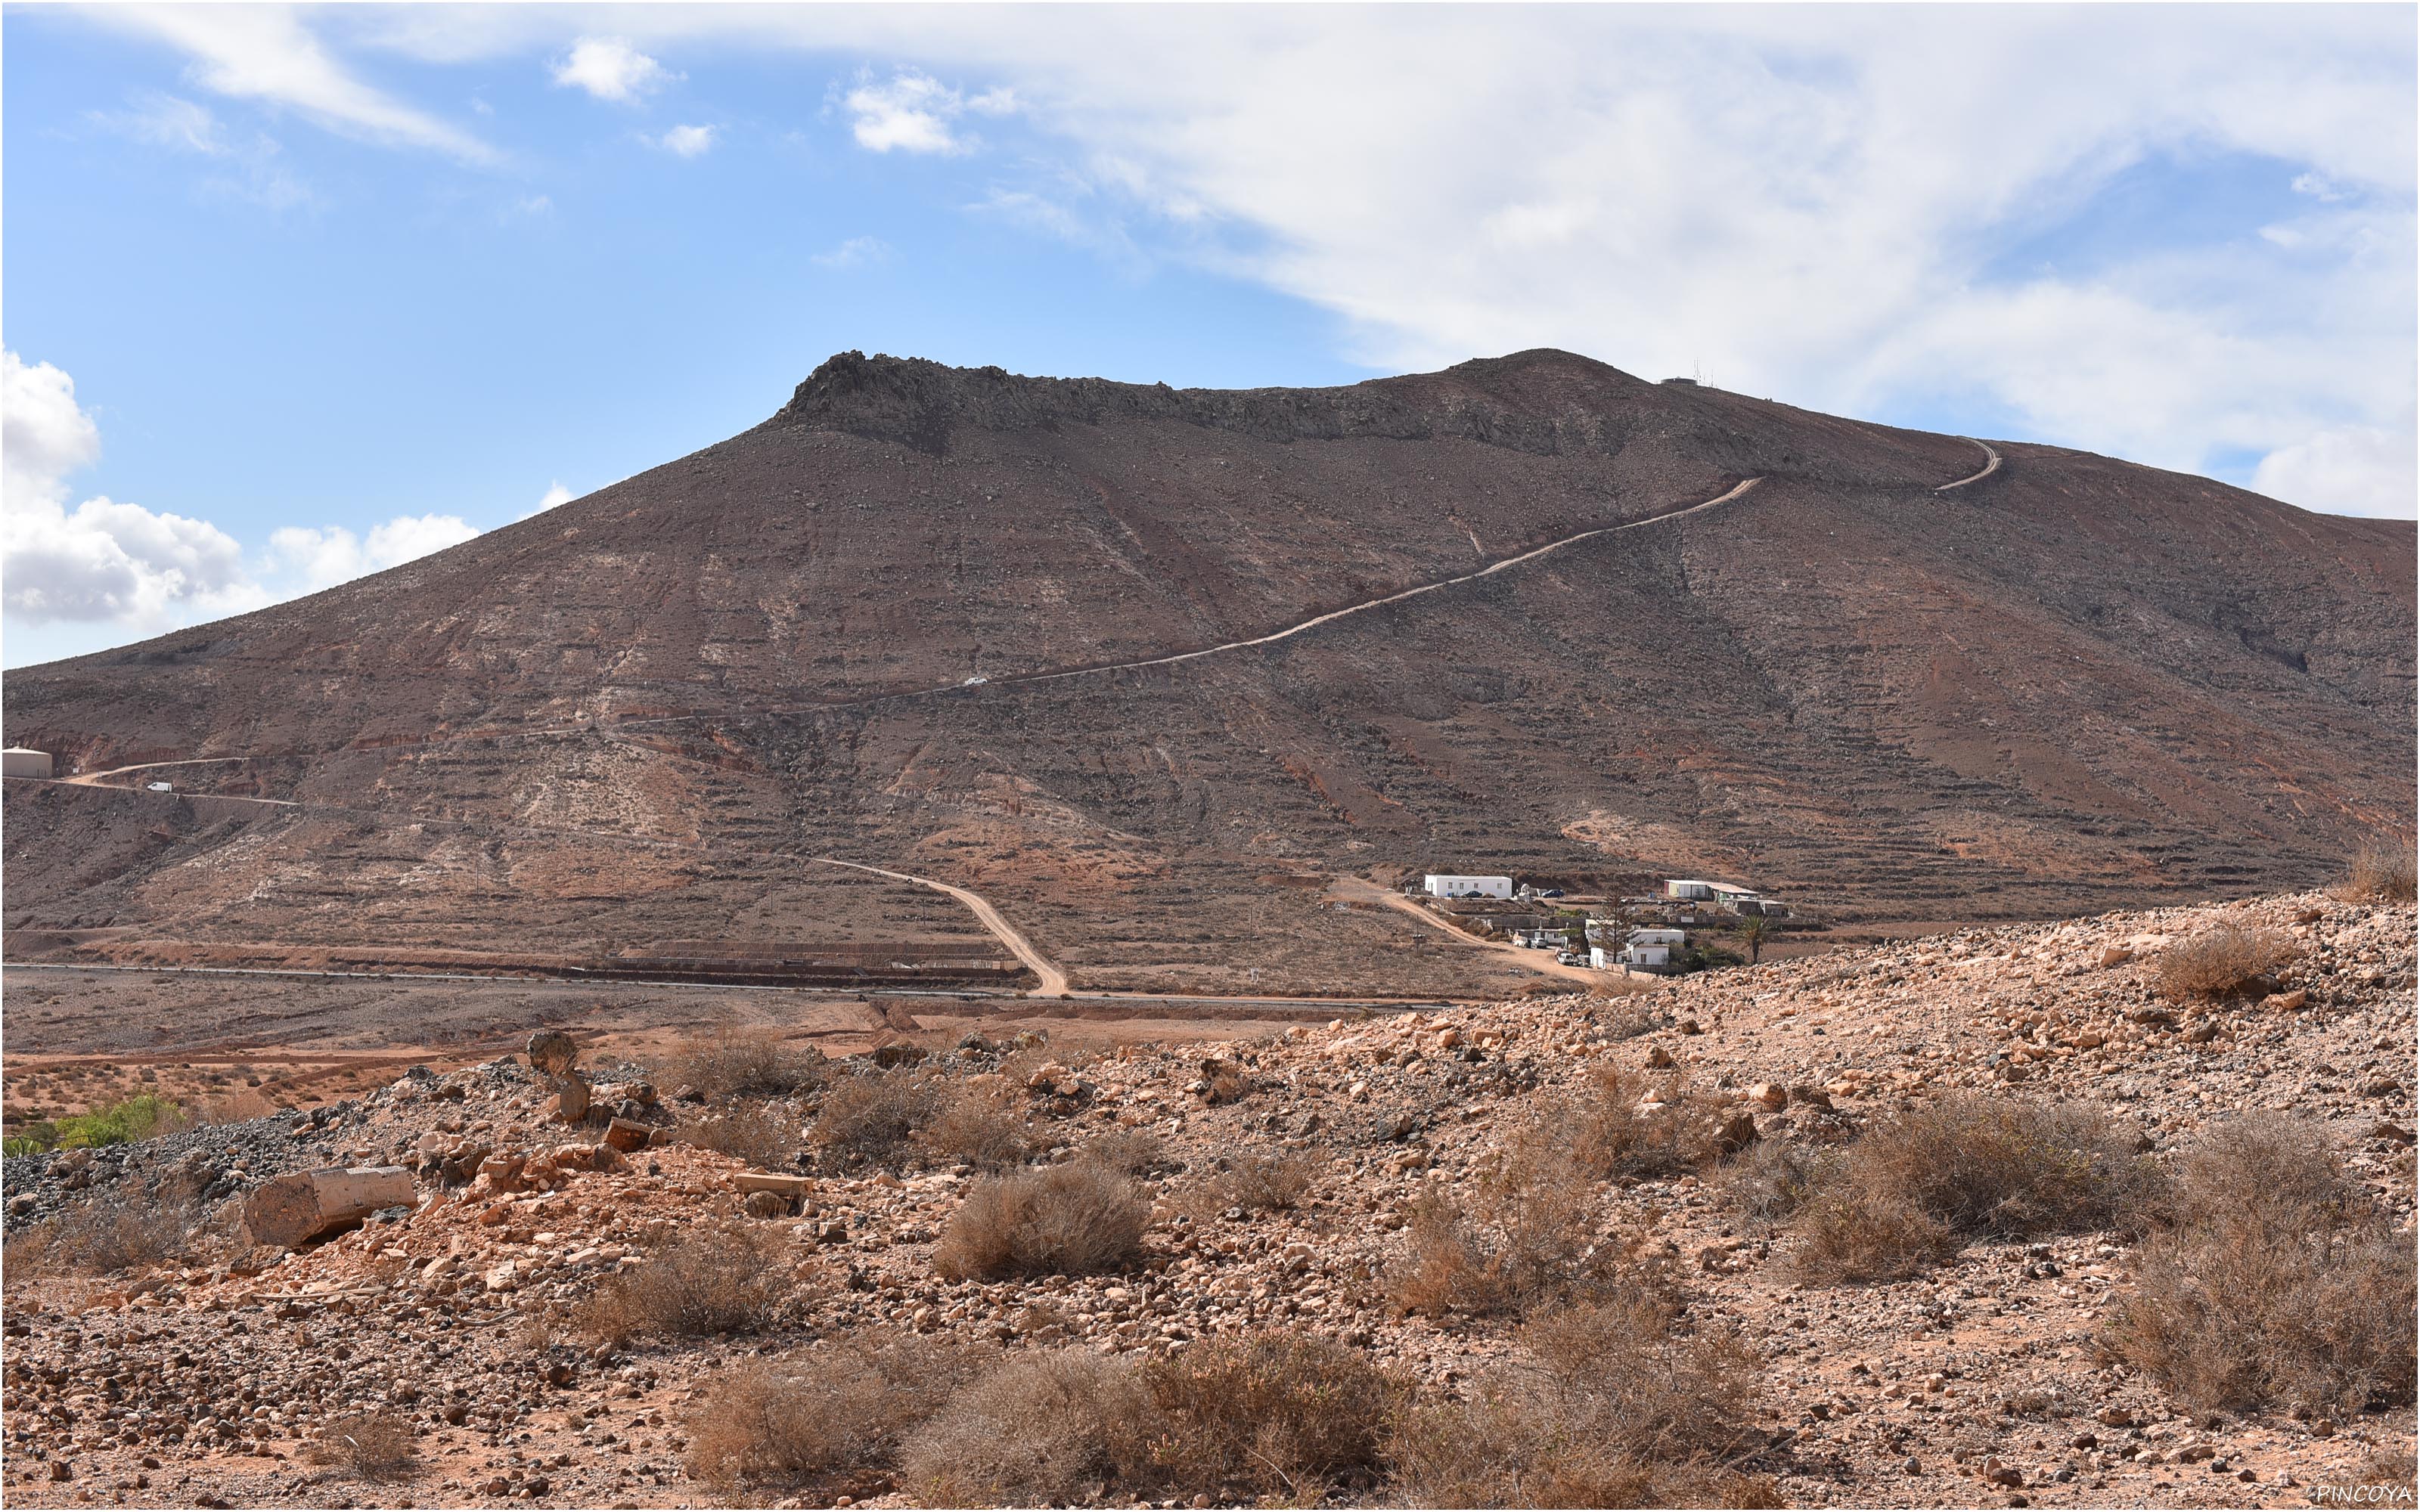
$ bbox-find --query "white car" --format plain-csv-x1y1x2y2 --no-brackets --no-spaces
963,675,989,686
1556,951,1585,966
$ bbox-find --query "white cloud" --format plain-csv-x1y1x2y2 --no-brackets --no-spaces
2,351,483,658
2,351,256,627
101,5,495,164
4,495,256,625
3,352,101,510
654,123,716,157
842,70,1015,154
265,514,479,593
532,481,575,514
2252,423,2417,520
553,36,674,103
811,235,892,270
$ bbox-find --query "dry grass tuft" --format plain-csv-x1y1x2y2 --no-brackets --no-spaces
304,1409,420,1483
2105,1116,2417,1416
660,1027,827,1099
684,1333,981,1497
899,1348,1162,1505
1792,1096,2158,1282
678,1101,804,1170
1388,1129,1635,1318
2155,923,2301,1000
917,1086,1037,1170
812,1072,942,1171
2340,837,2420,903
1140,1330,1399,1502
932,1160,1150,1280
1388,1288,1773,1508
574,1221,799,1341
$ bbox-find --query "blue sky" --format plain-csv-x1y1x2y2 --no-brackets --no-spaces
5,5,2413,667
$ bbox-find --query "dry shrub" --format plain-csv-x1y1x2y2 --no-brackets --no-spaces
934,1160,1150,1280
917,1087,1036,1170
1718,1139,1823,1229
1564,1067,1724,1181
575,1221,798,1341
812,1072,942,1170
678,1101,804,1170
1194,1149,1320,1217
304,1409,420,1482
900,1348,1162,1505
662,1027,827,1098
2357,1447,2419,1495
2341,836,2420,903
685,1332,981,1497
1083,1127,1172,1176
1792,1097,2158,1282
1390,1290,1772,1508
2,1182,209,1277
1388,1128,1629,1318
2105,1116,2417,1415
2156,923,2301,999
1139,1331,1399,1502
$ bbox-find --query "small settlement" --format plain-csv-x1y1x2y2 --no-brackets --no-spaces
1414,870,1791,974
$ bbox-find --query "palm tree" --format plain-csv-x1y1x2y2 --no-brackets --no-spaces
1739,915,1769,965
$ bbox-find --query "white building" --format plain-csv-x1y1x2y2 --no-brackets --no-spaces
2,748,53,779
1424,874,1512,900
1596,927,1687,970
1664,878,1773,913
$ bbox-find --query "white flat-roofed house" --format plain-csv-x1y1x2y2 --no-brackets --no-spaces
2,748,53,779
1424,874,1513,900
1598,927,1686,970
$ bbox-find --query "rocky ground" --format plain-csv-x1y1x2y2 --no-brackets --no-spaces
3,888,2413,1509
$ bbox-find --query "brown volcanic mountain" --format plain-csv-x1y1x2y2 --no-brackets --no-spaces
5,350,2412,996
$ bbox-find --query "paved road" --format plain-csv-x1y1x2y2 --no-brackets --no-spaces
1934,439,2002,491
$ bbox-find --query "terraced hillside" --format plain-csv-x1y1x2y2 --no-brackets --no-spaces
5,350,2412,996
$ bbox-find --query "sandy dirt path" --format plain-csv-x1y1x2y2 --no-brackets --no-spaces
807,858,1072,996
1934,438,2002,491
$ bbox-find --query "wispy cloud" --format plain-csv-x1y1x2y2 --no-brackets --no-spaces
553,36,675,104
88,90,312,209
811,235,892,270
104,5,496,165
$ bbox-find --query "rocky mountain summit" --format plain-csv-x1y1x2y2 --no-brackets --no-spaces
5,888,2411,1508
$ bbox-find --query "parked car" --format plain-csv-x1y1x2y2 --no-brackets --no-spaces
1556,951,1585,966
1540,888,1565,897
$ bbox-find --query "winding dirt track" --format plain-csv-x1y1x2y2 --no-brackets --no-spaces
1934,438,2003,491
807,859,1070,996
